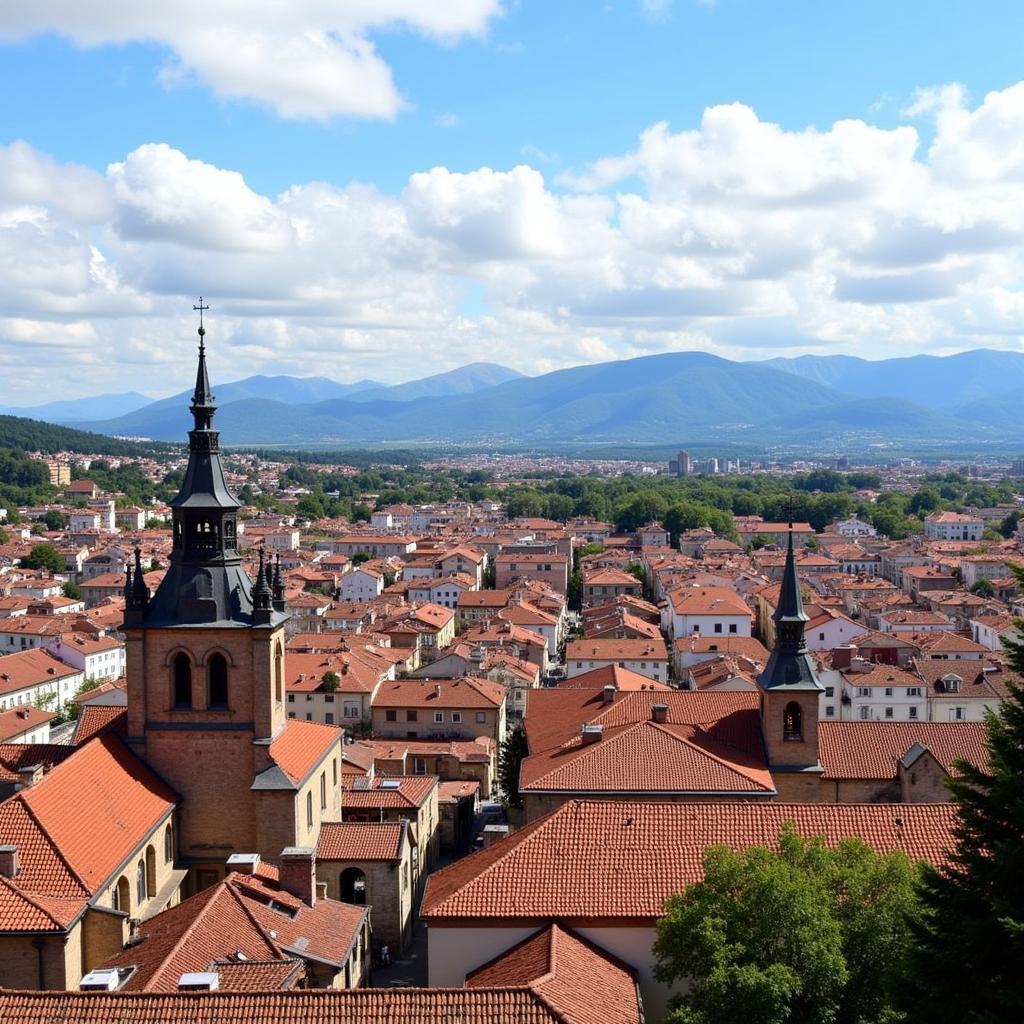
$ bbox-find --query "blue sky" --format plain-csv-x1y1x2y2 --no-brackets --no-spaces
2,0,1024,398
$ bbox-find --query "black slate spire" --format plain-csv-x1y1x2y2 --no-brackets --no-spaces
252,547,274,626
272,554,286,613
756,525,822,691
133,301,286,629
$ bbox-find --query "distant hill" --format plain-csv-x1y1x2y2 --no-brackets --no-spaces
346,362,524,403
0,415,172,456
764,350,1024,410
0,391,153,424
29,348,1024,451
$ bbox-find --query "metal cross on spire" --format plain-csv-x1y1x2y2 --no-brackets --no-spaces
193,296,210,340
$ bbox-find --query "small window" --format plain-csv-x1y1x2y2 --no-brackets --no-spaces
306,791,313,829
136,859,146,907
413,757,427,775
407,710,418,722
475,711,486,723
884,687,893,697
320,772,327,810
909,706,918,719
385,710,397,722
825,706,835,717
824,686,834,698
451,711,463,723
208,653,228,709
172,653,192,709
164,824,174,864
729,624,738,634
783,701,802,742
287,694,295,703
325,712,334,725
859,707,870,720
434,711,444,724
714,623,722,634
884,706,894,718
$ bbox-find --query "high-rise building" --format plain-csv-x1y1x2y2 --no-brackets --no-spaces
676,449,693,477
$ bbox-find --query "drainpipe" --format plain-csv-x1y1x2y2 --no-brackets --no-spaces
31,936,45,988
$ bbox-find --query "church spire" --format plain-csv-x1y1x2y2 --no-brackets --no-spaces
757,523,821,691
133,300,285,629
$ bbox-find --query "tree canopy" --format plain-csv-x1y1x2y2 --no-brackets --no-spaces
654,824,922,1024
905,572,1024,1024
20,543,66,573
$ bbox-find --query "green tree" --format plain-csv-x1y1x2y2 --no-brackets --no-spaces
614,490,669,532
497,722,529,809
971,578,996,598
61,580,82,600
654,824,922,1024
321,670,340,692
906,577,1024,1024
21,543,66,573
0,526,8,545
749,534,773,550
42,509,67,531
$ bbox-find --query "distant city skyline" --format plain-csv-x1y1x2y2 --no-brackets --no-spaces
2,1,1024,398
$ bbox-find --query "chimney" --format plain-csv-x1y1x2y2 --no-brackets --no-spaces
0,845,19,878
279,846,316,907
225,853,260,875
17,765,43,789
602,684,616,704
832,644,855,670
581,723,603,745
651,703,668,724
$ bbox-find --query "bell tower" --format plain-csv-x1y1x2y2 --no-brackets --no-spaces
124,300,290,870
757,525,824,801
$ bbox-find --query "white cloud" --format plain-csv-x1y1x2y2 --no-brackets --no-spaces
0,1,502,121
5,80,1024,398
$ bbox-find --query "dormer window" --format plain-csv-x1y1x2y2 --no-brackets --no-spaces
942,675,961,694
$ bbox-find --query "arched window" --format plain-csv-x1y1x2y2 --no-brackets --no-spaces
208,653,229,709
306,791,314,831
783,701,803,742
274,643,284,704
164,824,174,864
145,845,156,897
113,875,130,912
172,653,192,709
136,859,146,907
340,867,367,905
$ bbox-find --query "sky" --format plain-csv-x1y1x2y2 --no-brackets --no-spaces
3,0,1024,402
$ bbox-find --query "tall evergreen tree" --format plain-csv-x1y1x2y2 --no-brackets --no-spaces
907,571,1024,1024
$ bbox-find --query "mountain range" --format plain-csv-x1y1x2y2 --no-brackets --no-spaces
17,349,1024,451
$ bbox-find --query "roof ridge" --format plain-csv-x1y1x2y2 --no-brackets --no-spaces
0,873,68,929
657,722,774,789
16,790,91,897
144,882,246,992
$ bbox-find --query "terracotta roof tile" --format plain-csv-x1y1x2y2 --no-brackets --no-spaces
317,821,407,862
269,720,342,786
341,776,437,810
422,800,958,922
466,924,641,1024
819,721,988,780
0,989,579,1022
71,705,127,745
372,677,506,710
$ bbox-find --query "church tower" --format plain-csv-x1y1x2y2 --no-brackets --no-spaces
124,305,292,877
757,526,824,801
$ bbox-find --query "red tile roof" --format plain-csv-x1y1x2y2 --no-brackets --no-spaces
556,665,671,691
372,677,506,710
341,775,438,810
819,721,988,780
0,989,573,1022
98,868,368,990
422,800,958,922
466,924,641,1024
317,821,408,861
565,637,668,662
0,706,54,742
71,705,127,745
269,720,341,786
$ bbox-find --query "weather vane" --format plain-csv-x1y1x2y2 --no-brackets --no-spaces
193,296,210,339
